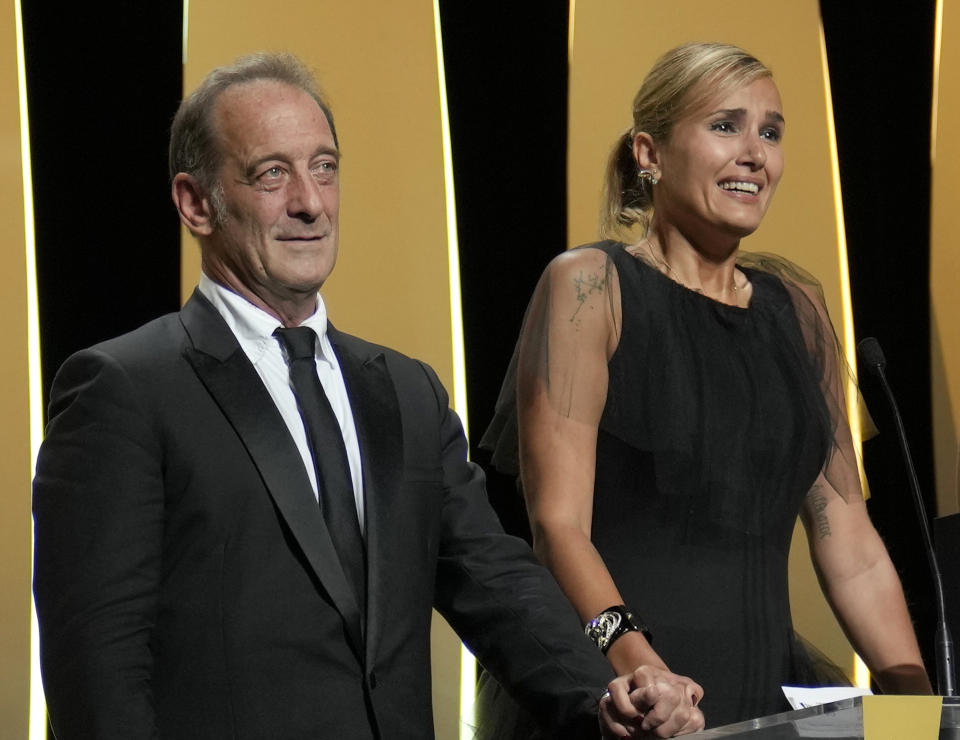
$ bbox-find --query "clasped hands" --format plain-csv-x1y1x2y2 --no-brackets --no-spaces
599,665,704,738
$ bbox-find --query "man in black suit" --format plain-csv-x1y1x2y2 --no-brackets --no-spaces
33,53,702,739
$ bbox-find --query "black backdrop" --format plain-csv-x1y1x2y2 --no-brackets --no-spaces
23,0,940,697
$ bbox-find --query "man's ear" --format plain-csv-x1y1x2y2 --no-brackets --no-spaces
632,132,659,171
172,173,215,236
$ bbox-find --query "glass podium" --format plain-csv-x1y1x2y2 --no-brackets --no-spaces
687,696,960,738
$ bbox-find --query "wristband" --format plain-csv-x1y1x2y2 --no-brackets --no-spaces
584,605,652,654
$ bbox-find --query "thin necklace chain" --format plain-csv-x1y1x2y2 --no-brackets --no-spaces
641,237,742,298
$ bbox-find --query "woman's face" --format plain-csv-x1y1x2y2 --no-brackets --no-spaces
637,76,785,243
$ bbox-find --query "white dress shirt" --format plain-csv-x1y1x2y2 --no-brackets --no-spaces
198,274,365,532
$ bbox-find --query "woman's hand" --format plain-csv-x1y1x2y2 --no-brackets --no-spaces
600,665,705,738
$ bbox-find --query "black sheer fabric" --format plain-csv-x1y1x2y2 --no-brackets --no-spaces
480,241,863,727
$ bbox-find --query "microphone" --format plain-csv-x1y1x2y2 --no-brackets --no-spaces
857,336,956,697
857,336,886,372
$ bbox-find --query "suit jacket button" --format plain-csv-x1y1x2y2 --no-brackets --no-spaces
369,672,377,689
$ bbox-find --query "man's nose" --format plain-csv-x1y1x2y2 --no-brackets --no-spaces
287,169,325,220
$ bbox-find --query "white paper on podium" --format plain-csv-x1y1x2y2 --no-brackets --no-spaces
781,684,873,710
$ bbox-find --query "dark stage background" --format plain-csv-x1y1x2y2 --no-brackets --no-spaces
23,0,940,692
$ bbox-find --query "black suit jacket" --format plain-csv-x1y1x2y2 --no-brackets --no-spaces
33,291,613,739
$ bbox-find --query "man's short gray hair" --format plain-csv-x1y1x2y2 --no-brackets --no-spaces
168,52,338,191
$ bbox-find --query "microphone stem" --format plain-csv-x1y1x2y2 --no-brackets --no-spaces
875,363,956,696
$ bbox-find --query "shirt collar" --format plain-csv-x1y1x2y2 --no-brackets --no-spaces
197,273,331,363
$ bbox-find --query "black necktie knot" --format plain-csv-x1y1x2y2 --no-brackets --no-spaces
274,326,317,361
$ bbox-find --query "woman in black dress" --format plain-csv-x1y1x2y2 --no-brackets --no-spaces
480,42,929,734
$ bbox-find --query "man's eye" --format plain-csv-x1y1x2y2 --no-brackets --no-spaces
263,167,284,178
311,160,339,183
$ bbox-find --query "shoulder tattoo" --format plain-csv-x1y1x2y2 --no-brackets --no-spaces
569,269,606,323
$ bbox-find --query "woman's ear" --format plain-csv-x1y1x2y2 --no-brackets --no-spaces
171,173,215,236
632,132,659,171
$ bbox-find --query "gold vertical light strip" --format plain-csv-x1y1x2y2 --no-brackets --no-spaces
929,0,958,517
568,0,576,66
182,0,190,65
15,0,45,735
431,0,467,431
566,0,576,193
817,22,871,690
430,2,474,736
817,25,858,423
931,0,943,164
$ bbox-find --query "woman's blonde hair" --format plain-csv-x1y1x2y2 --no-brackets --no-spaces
601,42,772,236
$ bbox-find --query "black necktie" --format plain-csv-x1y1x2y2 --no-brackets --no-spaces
274,326,366,615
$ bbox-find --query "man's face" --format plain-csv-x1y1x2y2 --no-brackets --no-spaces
202,79,340,317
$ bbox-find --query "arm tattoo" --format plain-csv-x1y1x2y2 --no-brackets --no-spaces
809,484,831,540
570,270,606,322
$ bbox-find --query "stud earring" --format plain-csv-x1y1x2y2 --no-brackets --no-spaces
638,168,659,185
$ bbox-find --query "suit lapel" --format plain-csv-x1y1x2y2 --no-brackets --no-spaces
329,326,403,664
179,292,364,659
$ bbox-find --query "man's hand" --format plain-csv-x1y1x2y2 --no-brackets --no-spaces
599,665,705,738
